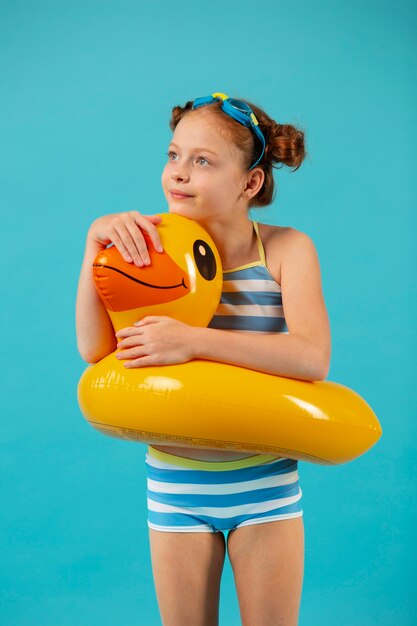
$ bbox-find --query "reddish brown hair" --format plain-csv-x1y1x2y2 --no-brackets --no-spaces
169,97,307,207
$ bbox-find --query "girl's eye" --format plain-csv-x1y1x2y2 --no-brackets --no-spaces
166,151,209,166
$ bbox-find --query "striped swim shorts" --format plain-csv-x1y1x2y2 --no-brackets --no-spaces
145,445,303,534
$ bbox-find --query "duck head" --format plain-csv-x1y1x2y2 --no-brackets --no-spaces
92,213,223,332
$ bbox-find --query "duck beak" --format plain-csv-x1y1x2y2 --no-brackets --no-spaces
93,246,191,312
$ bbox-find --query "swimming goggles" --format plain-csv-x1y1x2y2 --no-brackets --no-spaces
191,92,266,170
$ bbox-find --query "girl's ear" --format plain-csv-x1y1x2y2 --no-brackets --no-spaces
244,167,265,197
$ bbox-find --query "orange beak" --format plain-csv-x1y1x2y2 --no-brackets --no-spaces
93,245,191,312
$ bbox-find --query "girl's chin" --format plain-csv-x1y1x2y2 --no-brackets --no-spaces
168,205,200,216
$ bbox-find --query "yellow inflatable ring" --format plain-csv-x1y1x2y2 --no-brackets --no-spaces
77,213,382,465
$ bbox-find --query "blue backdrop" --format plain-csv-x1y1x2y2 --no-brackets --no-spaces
1,1,415,624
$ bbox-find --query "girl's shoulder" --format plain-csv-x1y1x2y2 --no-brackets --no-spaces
257,221,311,244
257,223,317,286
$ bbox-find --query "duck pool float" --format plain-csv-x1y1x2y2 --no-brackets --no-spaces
77,213,382,465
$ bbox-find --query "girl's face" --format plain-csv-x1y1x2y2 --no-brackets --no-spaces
161,111,249,222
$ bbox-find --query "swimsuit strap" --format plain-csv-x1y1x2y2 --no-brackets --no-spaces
252,220,267,267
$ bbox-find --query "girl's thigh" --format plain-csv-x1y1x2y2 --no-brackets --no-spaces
227,516,305,626
148,528,227,626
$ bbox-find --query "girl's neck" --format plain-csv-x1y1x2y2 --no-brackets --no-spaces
198,217,257,270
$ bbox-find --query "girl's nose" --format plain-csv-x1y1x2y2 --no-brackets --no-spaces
171,165,190,182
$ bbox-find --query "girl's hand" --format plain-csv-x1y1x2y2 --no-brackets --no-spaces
88,211,164,267
115,316,199,368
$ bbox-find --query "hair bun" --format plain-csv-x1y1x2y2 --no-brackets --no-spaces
264,121,306,171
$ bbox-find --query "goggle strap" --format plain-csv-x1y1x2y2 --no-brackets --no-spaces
191,93,266,169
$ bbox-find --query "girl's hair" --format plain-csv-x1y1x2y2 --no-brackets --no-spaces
169,97,307,207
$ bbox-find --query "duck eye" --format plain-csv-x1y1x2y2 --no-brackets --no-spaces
193,240,217,281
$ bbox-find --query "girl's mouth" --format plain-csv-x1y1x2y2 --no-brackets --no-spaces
170,192,193,199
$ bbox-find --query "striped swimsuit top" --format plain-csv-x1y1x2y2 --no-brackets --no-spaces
207,220,288,334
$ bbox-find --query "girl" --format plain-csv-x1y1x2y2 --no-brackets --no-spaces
76,92,331,626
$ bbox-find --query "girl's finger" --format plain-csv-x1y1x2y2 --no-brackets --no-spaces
115,326,141,337
115,221,149,266
134,316,161,326
123,217,152,266
106,227,134,263
124,355,156,368
107,224,141,265
116,334,145,349
130,211,164,254
148,214,163,224
116,346,149,360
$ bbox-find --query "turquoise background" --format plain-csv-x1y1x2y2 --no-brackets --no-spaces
1,1,415,624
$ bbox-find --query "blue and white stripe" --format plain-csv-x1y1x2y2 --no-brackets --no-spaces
208,264,289,333
146,452,303,532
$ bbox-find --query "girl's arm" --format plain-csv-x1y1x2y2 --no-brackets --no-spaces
75,212,163,363
192,230,331,382
75,235,117,363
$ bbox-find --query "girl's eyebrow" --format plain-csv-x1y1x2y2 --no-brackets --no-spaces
169,142,218,156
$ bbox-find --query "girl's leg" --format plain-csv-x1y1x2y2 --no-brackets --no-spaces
149,528,227,626
226,517,305,626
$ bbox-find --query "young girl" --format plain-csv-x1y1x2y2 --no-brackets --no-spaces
76,92,331,626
